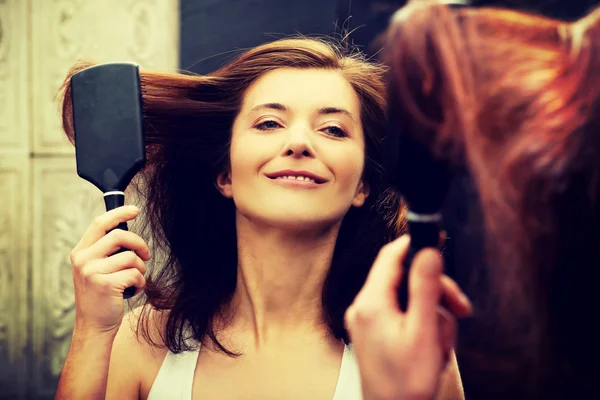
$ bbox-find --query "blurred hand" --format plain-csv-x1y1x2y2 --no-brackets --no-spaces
345,235,472,400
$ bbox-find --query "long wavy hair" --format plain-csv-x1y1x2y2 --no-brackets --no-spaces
385,3,600,398
60,37,406,356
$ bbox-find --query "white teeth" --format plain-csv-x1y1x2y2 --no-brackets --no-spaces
276,176,316,183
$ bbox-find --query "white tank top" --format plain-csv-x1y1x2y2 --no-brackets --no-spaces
147,343,363,400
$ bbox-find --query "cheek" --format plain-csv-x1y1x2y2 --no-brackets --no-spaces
229,135,271,185
229,137,249,185
332,147,365,188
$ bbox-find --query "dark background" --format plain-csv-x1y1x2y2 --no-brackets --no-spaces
181,0,600,74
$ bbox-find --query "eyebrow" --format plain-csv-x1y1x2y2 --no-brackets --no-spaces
317,106,356,123
250,103,287,112
249,103,356,123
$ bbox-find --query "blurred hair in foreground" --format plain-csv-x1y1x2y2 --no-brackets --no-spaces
384,1,600,398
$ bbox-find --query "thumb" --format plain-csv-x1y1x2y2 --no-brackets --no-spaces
406,248,444,339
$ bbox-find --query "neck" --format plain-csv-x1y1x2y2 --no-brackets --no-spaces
229,213,341,347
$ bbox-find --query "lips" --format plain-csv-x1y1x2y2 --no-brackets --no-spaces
265,169,328,184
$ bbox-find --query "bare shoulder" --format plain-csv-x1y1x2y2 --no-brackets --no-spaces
105,306,170,400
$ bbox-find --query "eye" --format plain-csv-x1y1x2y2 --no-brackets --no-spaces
255,120,283,131
322,126,348,138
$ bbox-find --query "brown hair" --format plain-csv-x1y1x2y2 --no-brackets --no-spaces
385,3,600,397
60,37,406,356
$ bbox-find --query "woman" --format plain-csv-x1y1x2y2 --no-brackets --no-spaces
55,38,471,400
348,2,600,399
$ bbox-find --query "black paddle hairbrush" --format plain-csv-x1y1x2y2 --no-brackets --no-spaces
70,62,146,299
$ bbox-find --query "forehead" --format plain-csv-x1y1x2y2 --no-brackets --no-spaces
240,68,361,115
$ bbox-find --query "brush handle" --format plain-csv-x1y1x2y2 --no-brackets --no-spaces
104,192,137,299
398,217,441,312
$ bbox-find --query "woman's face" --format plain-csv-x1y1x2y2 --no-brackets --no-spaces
217,68,369,231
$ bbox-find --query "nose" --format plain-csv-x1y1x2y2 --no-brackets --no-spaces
280,125,315,159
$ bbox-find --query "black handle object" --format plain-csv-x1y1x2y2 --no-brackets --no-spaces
70,63,147,300
104,191,137,299
398,212,442,312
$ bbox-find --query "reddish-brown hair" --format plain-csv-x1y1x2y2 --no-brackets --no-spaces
385,3,600,397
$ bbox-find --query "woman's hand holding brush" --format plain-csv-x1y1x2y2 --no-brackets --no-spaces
56,205,150,400
69,205,150,336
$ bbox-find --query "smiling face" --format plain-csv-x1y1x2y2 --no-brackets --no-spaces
216,68,370,232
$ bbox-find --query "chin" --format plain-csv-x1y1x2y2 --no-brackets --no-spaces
239,209,345,235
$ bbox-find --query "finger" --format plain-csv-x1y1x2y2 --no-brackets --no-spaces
83,251,147,277
440,275,472,318
406,248,444,337
357,235,411,308
73,206,140,253
90,268,147,297
437,307,457,358
83,229,151,261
